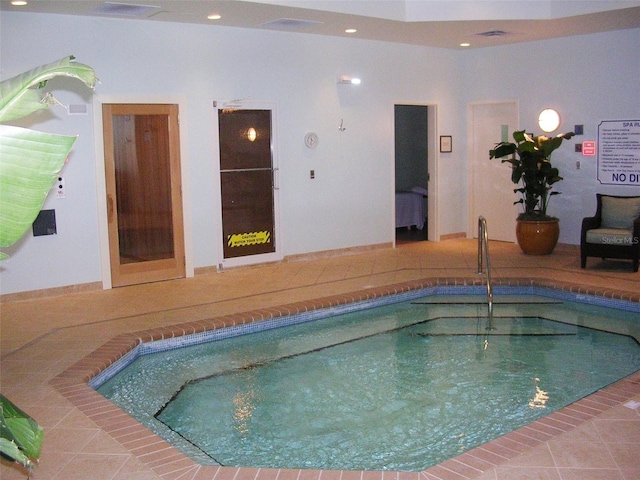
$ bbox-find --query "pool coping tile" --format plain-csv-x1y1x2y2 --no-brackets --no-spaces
50,276,640,480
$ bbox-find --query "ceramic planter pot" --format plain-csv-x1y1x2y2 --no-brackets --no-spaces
516,218,559,255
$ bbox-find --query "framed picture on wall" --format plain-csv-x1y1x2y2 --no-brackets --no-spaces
440,135,452,153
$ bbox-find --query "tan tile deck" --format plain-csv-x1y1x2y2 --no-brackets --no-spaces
1,239,639,480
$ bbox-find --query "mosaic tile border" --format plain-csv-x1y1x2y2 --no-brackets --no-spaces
89,282,640,390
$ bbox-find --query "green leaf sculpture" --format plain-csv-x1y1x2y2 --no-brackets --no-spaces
0,394,44,471
0,56,97,259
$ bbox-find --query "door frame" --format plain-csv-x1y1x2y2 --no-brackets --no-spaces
212,100,283,269
392,102,439,243
93,94,193,289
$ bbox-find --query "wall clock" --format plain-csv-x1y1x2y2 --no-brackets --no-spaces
304,132,319,148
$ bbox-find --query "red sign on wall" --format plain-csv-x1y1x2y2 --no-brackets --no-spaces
582,141,596,156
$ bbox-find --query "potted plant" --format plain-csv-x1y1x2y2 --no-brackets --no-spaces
0,56,96,477
490,129,575,255
0,395,44,475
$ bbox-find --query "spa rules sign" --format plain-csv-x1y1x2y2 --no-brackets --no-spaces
597,120,640,185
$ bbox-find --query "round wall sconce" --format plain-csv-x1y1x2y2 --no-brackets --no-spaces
538,108,560,133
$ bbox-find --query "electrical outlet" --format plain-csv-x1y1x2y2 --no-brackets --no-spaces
310,170,315,179
576,160,581,170
575,144,582,153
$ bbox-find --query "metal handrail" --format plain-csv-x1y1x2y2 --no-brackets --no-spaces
477,216,494,330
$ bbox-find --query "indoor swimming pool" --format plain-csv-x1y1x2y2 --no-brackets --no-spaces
93,287,640,472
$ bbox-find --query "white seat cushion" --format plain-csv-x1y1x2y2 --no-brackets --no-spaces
586,228,634,245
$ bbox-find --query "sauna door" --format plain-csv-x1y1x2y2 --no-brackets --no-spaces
217,107,281,267
103,103,186,287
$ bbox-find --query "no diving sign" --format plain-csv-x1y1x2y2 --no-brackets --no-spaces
597,120,640,185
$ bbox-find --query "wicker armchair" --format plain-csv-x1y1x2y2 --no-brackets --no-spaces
580,194,640,272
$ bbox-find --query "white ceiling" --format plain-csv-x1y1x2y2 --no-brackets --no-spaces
2,0,640,49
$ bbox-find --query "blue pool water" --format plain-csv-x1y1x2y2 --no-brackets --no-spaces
95,288,640,472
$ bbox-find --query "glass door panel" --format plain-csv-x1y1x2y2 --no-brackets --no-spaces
218,109,276,259
113,113,175,263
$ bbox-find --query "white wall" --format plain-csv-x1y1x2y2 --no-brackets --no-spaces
1,12,638,294
0,11,465,294
461,30,640,244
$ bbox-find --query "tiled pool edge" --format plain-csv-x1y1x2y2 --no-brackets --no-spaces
50,276,640,480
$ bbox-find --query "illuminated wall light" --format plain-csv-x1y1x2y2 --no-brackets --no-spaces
538,108,561,133
460,43,471,47
207,14,221,20
337,75,361,85
246,127,257,142
11,0,28,5
345,28,357,34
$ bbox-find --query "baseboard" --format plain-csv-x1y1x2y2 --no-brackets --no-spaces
194,265,219,276
440,232,466,241
194,243,394,275
283,243,393,263
1,281,103,303
2,243,395,300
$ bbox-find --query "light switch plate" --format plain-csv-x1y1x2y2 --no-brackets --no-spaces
56,176,66,198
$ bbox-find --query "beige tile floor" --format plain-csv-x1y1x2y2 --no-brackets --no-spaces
1,239,639,480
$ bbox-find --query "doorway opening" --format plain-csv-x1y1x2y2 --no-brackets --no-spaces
394,104,430,244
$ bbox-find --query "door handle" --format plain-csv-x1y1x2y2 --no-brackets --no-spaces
107,194,114,223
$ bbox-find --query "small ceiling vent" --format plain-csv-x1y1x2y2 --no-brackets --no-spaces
91,2,161,17
476,30,509,37
258,18,323,31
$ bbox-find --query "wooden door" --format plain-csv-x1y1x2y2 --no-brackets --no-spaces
102,103,185,287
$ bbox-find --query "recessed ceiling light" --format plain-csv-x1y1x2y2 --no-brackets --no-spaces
207,14,221,20
11,1,28,5
345,28,357,34
460,43,471,47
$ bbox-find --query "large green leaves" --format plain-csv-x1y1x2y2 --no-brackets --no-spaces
0,394,44,471
0,125,77,251
0,56,96,123
0,56,96,258
489,129,574,219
